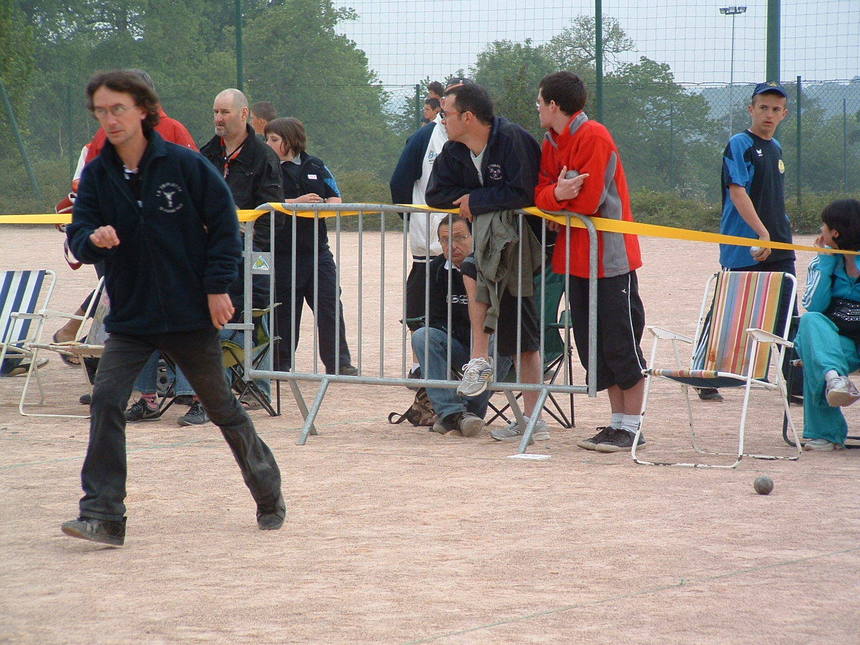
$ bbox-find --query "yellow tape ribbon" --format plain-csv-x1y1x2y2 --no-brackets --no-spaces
1,204,853,255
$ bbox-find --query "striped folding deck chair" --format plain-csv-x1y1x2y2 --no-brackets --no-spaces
634,271,802,468
21,279,108,418
0,270,56,378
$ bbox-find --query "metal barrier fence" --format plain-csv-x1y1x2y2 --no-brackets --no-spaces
237,204,599,455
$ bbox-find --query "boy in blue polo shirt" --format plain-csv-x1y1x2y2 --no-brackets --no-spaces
720,81,793,274
703,82,795,403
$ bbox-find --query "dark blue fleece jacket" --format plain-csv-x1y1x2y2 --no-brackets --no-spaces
425,116,540,214
67,131,241,335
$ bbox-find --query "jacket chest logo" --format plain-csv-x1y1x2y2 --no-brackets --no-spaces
156,182,185,213
486,164,503,181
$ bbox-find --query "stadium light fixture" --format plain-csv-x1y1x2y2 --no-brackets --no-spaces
720,6,747,134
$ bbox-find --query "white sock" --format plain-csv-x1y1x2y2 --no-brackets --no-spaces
611,412,624,428
825,370,840,386
621,414,642,434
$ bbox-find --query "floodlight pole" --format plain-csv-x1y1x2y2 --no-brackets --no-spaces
720,5,747,135
235,0,244,91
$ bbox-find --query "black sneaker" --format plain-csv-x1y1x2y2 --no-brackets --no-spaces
594,428,646,453
124,397,161,422
338,364,358,376
61,516,126,546
79,393,92,405
177,401,209,426
577,426,618,451
257,494,286,530
696,387,723,402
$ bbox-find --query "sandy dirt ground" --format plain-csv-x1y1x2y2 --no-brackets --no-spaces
1,225,859,644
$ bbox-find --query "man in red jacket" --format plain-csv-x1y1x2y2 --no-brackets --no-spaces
534,71,647,453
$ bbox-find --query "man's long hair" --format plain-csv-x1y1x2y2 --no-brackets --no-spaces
86,70,161,133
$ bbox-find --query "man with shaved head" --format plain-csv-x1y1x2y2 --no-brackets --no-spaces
201,89,283,408
201,88,282,216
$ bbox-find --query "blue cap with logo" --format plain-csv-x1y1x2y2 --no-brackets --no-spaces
752,81,787,99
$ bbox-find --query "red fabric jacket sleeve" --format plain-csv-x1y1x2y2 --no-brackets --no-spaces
535,133,614,216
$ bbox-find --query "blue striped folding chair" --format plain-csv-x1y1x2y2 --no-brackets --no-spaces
634,271,802,468
0,269,56,379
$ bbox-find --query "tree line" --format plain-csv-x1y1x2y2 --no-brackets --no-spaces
1,1,856,229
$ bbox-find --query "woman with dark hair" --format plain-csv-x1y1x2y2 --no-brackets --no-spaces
794,198,860,451
263,117,356,375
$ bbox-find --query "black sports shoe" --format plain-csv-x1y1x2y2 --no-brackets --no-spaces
177,401,209,426
696,387,723,402
577,426,618,451
338,364,358,376
61,516,126,546
124,397,161,422
257,494,286,530
79,393,92,405
594,428,646,453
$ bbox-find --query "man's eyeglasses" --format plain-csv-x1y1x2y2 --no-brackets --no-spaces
439,234,471,244
92,104,132,119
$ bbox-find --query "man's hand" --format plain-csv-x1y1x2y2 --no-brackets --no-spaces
553,166,589,202
89,225,121,249
208,293,235,329
752,233,772,262
453,194,473,221
295,193,323,203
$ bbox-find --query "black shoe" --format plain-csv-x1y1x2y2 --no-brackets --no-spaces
594,428,646,453
577,426,617,451
61,516,126,546
124,397,161,422
338,364,358,376
173,394,194,406
257,494,286,530
696,387,723,402
79,393,92,405
177,401,209,426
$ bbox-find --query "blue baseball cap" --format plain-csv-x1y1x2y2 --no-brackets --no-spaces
752,81,787,99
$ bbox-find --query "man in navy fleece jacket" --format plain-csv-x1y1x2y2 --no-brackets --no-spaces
61,70,284,547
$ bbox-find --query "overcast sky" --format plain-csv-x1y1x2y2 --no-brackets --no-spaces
335,0,860,89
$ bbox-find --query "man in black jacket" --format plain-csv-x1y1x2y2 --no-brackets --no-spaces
62,70,285,547
201,88,283,217
412,215,511,437
426,82,548,443
199,88,283,410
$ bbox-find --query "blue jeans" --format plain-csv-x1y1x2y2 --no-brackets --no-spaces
411,327,511,421
80,328,282,521
133,351,193,396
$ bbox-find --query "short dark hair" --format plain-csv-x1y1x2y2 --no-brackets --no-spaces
264,117,306,156
424,97,440,110
86,70,160,132
539,71,587,116
822,199,860,251
443,82,494,125
251,101,277,122
437,213,469,235
427,81,444,97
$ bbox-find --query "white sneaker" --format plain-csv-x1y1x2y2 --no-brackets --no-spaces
803,438,844,451
457,357,493,397
825,375,860,407
490,416,549,442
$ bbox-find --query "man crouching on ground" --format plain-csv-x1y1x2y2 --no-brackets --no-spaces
62,70,285,546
